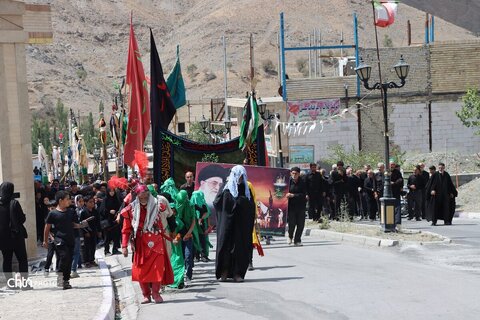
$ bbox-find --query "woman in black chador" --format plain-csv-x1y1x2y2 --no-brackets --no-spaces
214,165,255,282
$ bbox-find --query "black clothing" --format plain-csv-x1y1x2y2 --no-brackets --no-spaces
35,200,48,242
0,182,29,276
407,174,426,220
426,171,456,224
306,172,324,220
81,208,100,263
288,210,305,244
99,192,122,253
180,183,195,199
347,175,362,217
56,243,74,282
390,169,404,199
1,239,28,276
214,185,255,280
363,176,377,220
288,177,307,243
45,209,75,246
374,172,384,197
330,170,348,217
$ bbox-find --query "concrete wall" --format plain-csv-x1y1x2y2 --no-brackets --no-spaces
288,116,358,162
0,1,36,259
389,103,430,153
431,101,480,153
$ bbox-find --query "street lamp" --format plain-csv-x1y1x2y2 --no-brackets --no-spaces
355,55,409,232
257,98,283,168
199,115,231,142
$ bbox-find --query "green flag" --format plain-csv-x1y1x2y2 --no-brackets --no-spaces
166,45,187,109
239,95,259,151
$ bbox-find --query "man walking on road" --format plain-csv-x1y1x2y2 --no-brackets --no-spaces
286,167,307,246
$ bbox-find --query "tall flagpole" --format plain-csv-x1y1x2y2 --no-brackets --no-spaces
223,35,231,139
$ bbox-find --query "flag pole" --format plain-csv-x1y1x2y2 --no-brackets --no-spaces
222,35,231,140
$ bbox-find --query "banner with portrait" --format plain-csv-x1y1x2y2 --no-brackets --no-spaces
194,162,290,236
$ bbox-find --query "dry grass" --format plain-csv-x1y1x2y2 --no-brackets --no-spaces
306,220,444,242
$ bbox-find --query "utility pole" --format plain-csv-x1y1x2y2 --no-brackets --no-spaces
250,33,255,93
223,35,231,139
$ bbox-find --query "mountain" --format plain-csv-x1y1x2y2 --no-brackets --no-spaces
26,0,477,116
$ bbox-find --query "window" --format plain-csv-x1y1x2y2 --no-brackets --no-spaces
178,122,186,133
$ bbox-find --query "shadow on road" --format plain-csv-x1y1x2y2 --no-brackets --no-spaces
250,265,295,271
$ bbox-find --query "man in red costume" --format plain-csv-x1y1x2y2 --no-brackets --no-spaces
121,184,174,303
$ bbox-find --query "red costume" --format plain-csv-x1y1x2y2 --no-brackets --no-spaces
121,195,174,302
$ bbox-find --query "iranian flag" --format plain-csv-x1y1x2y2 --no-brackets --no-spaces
374,1,398,28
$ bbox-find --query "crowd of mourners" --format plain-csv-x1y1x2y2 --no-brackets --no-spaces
285,160,458,244
0,159,457,296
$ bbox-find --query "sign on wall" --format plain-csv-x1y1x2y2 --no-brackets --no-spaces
287,99,341,122
289,145,314,164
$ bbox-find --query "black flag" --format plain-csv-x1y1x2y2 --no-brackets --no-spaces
150,30,176,185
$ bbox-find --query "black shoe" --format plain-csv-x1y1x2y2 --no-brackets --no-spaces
111,249,121,255
431,222,436,226
248,263,254,271
416,218,422,221
104,251,111,256
177,282,185,289
407,217,413,221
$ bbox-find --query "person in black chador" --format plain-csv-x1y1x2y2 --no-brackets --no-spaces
214,165,255,283
425,163,457,226
305,163,324,221
0,182,29,289
99,188,122,255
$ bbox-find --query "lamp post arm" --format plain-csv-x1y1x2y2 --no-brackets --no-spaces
386,79,406,90
361,80,382,91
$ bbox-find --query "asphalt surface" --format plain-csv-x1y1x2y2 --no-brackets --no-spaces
132,218,480,320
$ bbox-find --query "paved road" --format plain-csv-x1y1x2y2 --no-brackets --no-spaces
134,220,480,320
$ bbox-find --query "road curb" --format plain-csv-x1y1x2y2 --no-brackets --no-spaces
93,252,115,320
105,254,140,320
455,211,480,219
305,228,449,248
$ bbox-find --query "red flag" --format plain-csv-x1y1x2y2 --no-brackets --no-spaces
124,16,150,167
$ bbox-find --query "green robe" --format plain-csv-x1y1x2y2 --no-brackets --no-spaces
190,191,212,256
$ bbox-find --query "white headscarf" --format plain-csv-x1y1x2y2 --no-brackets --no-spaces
223,165,250,200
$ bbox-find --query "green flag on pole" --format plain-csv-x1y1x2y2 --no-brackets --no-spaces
166,45,187,109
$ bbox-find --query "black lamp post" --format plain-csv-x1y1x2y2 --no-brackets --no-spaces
355,55,409,232
199,116,232,143
257,98,283,168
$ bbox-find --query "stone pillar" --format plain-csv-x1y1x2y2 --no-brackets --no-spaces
0,1,36,258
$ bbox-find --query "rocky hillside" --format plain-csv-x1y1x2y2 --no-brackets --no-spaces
26,0,477,115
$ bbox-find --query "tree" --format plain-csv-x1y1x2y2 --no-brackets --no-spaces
54,98,68,141
80,111,99,153
99,100,104,114
187,122,210,144
456,88,480,134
